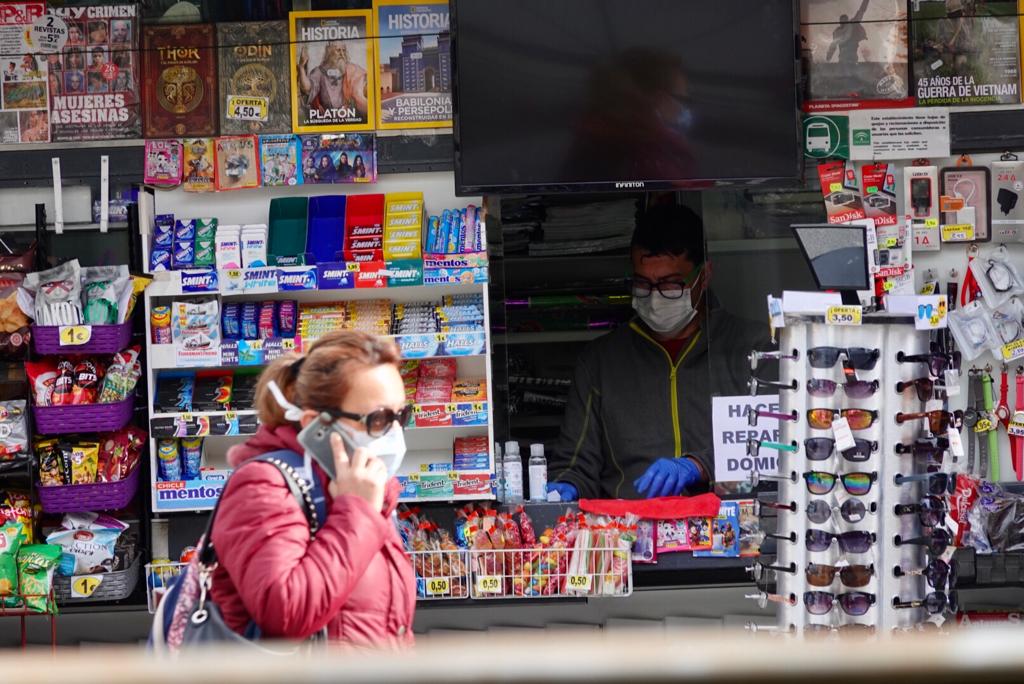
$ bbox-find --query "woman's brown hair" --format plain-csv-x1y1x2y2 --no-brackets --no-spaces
255,330,401,427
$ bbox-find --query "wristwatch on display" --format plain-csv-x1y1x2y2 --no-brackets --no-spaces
963,371,980,476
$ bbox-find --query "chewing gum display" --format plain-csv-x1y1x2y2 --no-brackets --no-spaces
216,225,243,270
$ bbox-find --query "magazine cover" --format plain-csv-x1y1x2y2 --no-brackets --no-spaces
215,135,260,191
143,139,182,186
0,1,49,143
217,21,291,135
182,137,215,192
800,0,911,111
142,23,218,137
372,0,451,129
259,134,302,186
289,10,375,133
912,0,1020,106
48,3,141,141
299,133,376,184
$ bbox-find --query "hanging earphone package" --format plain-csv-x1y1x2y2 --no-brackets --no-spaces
941,166,991,243
970,246,1024,308
989,297,1024,360
948,300,1001,361
991,160,1024,243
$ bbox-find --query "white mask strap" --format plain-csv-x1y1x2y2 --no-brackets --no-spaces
267,380,304,422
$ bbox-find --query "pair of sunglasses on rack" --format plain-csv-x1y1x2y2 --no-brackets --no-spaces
894,472,956,496
895,528,952,556
895,377,942,402
747,439,798,458
896,349,962,378
895,558,958,591
893,591,958,615
808,347,880,370
805,563,874,588
895,438,949,461
894,495,948,527
806,499,876,524
806,529,876,553
748,349,799,370
804,591,876,617
806,378,880,399
895,410,959,434
747,407,798,426
804,471,877,496
808,408,878,430
805,437,878,462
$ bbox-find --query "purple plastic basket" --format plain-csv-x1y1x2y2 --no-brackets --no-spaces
37,466,139,513
32,323,132,355
33,397,134,435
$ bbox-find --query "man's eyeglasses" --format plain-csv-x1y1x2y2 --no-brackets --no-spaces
628,265,703,299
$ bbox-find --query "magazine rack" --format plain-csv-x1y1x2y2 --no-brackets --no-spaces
752,313,954,634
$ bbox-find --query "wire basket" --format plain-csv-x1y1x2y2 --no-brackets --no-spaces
36,466,139,513
54,556,140,604
33,396,134,435
407,550,470,600
145,561,186,614
467,546,633,600
32,323,132,355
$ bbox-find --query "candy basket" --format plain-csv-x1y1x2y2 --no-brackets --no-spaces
54,556,141,604
33,396,134,435
32,322,132,355
36,466,139,513
405,549,470,600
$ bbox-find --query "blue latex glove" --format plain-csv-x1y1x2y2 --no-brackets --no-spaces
634,458,701,499
546,481,579,502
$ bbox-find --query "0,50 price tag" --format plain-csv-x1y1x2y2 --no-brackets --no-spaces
475,576,502,594
567,575,592,592
825,305,862,326
226,95,268,122
59,325,92,346
426,578,450,596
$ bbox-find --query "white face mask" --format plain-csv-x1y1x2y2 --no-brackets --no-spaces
633,290,697,336
340,422,407,477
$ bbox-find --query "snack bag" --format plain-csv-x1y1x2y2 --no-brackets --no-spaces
0,490,33,543
17,544,61,613
0,521,25,607
19,260,84,326
0,399,27,458
46,525,122,575
81,265,130,325
98,346,142,403
69,442,100,485
70,359,104,405
36,440,63,486
25,359,57,406
51,359,75,406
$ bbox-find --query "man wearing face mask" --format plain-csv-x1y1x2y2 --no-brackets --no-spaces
547,204,767,500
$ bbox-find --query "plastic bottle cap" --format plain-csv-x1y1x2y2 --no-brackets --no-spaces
530,443,544,457
504,440,520,456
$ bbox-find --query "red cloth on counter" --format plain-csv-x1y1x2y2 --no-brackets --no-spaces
578,492,722,520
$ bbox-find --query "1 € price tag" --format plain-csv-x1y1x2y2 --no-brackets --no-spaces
567,575,592,592
58,325,92,346
71,574,104,598
825,305,862,326
831,417,857,452
425,578,450,596
475,576,502,594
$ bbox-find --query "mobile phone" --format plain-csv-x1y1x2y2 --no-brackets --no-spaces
296,412,358,481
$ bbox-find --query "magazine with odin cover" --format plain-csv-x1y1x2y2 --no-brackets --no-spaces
217,21,291,135
142,23,218,137
800,0,911,111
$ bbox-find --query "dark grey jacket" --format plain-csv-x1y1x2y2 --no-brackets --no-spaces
550,310,768,499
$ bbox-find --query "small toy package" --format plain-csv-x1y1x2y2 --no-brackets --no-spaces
144,140,183,187
693,502,741,558
17,544,61,613
632,519,657,564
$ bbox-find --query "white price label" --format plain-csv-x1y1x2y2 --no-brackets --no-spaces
947,426,965,459
31,14,68,53
831,417,856,452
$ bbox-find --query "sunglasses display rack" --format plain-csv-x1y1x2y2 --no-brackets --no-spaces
755,315,952,635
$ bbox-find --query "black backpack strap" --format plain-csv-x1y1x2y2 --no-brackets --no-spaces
198,450,327,568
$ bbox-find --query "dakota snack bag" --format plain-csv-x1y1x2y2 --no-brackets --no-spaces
0,521,25,607
17,544,61,613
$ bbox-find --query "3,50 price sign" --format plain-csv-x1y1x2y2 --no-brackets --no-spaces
825,305,862,326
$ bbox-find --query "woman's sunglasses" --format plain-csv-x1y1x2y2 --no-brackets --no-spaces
895,559,957,591
895,410,955,435
805,563,874,588
894,472,955,496
805,499,876,525
895,377,937,402
896,350,962,378
329,405,414,437
804,590,876,616
894,495,948,527
895,528,952,556
804,437,877,463
807,408,878,430
807,378,879,399
807,347,879,370
805,529,876,553
803,471,877,496
893,591,958,616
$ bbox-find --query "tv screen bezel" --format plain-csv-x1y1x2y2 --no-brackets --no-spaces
450,0,804,196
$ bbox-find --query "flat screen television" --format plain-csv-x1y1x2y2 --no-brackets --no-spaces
451,0,801,195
